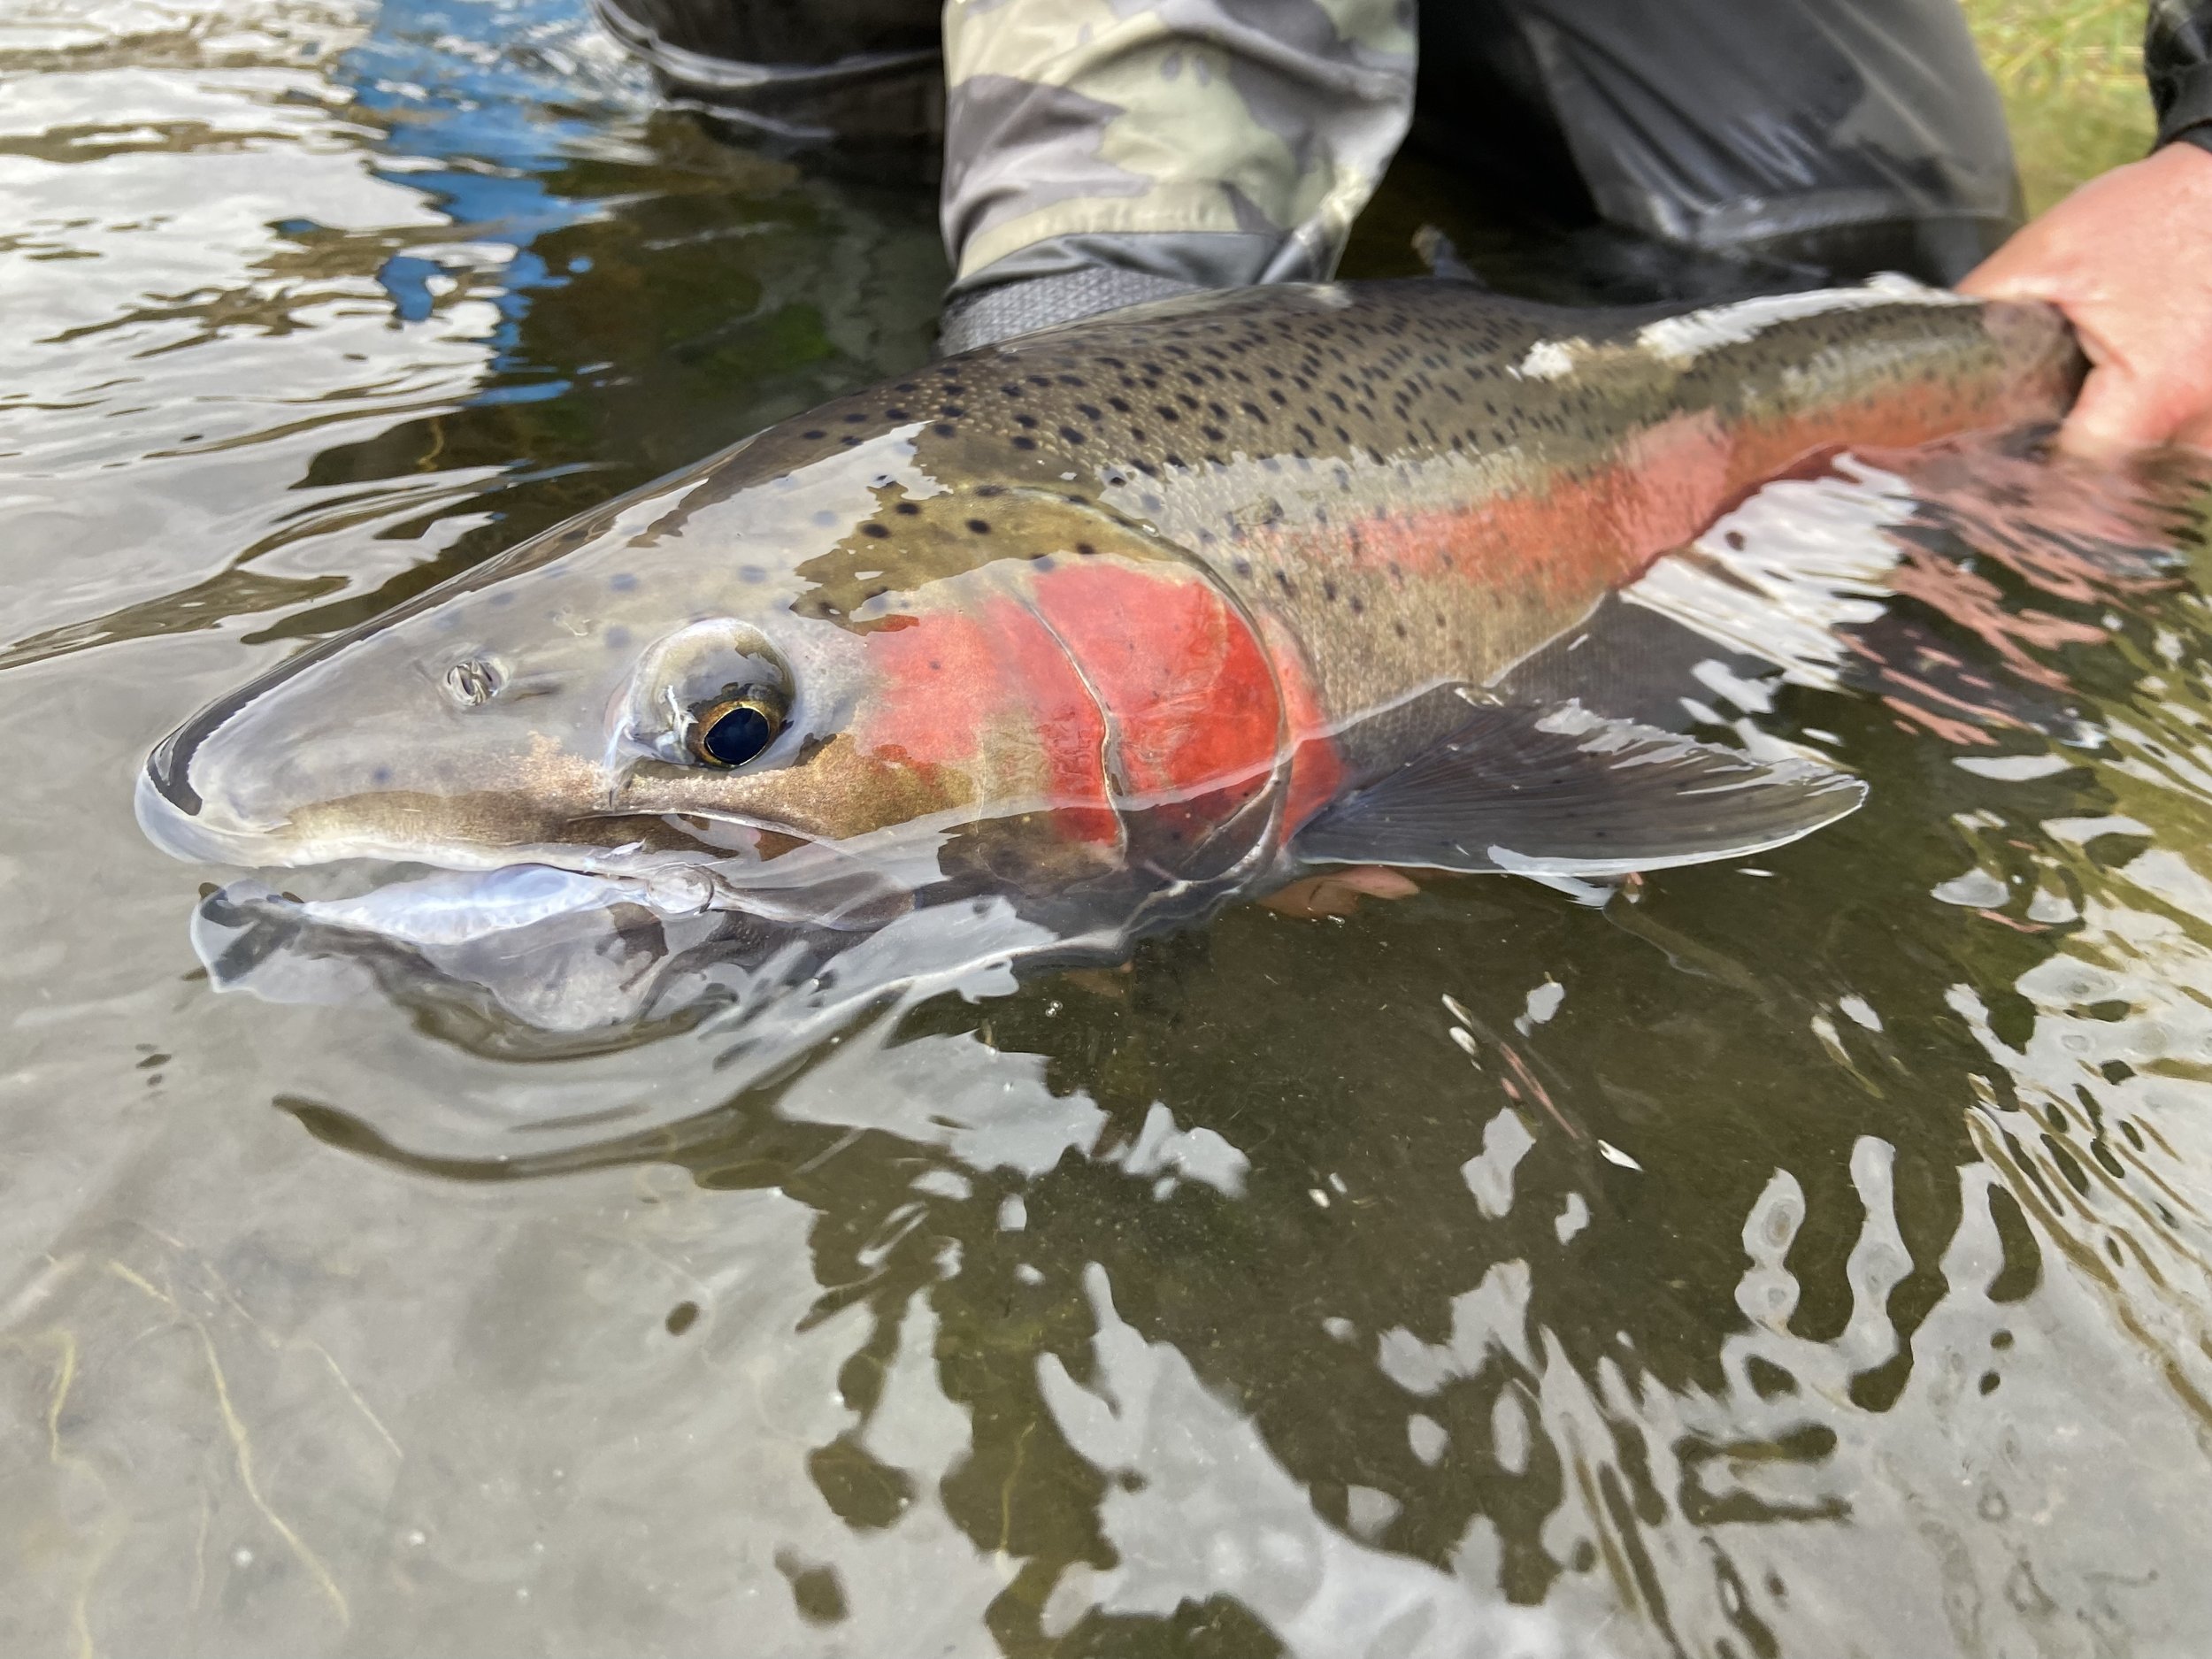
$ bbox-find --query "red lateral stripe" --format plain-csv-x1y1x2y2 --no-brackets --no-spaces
1283,384,2049,603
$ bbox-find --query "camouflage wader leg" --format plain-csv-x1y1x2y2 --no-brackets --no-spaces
940,0,2024,349
595,0,2030,348
938,0,1418,351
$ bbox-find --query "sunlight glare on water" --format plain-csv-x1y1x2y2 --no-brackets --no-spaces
6,3,2212,1655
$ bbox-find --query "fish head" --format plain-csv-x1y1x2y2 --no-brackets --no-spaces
138,426,1302,1037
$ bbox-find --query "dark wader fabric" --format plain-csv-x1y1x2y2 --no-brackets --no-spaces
925,0,2020,348
1409,1,2019,290
588,0,2199,351
2152,0,2212,150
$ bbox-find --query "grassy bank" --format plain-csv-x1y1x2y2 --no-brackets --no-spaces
1964,0,2152,210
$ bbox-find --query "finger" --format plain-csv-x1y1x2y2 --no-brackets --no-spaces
1258,865,1418,918
1326,865,1419,900
2055,363,2181,460
1955,257,2053,302
1260,875,1363,918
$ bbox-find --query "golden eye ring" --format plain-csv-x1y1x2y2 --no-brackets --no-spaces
687,687,787,768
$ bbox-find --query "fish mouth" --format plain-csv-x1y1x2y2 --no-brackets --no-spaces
136,764,919,937
164,824,1072,1055
169,841,895,1050
136,760,936,1044
137,760,1114,1049
185,866,845,1050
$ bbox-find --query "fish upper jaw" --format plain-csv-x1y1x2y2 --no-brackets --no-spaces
137,761,272,869
137,758,754,883
134,738,938,947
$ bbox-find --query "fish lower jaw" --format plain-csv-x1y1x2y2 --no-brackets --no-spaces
148,818,913,949
266,862,732,949
219,848,923,954
285,846,751,922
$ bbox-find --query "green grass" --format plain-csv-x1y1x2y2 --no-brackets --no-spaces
1963,0,2154,211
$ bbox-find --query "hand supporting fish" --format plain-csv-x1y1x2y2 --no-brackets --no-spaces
136,276,2085,1041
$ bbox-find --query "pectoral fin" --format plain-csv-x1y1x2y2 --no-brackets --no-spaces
1292,702,1864,877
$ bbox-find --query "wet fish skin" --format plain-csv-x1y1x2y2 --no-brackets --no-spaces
816,276,2083,778
136,276,2085,1027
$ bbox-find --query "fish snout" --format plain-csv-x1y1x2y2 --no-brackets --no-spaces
144,716,204,817
134,610,628,869
138,693,303,866
136,762,265,866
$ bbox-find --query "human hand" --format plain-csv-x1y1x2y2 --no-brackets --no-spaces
1960,141,2212,457
1260,864,1419,918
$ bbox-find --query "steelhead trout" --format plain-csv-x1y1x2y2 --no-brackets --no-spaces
137,275,2084,1037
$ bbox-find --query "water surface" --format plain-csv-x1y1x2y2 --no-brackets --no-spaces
6,4,2212,1655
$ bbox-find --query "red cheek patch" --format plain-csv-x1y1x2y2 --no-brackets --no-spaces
1255,611,1342,832
847,558,1340,864
852,591,1117,844
1031,560,1280,811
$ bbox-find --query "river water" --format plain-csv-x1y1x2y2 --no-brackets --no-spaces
6,4,2212,1655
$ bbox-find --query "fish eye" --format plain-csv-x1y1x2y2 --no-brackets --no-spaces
627,619,795,770
687,685,786,768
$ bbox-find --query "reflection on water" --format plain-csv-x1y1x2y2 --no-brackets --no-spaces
8,2,2212,1654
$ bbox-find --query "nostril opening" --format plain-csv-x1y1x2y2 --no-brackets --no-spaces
443,658,502,707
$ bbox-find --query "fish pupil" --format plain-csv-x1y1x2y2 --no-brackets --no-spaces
703,705,773,767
